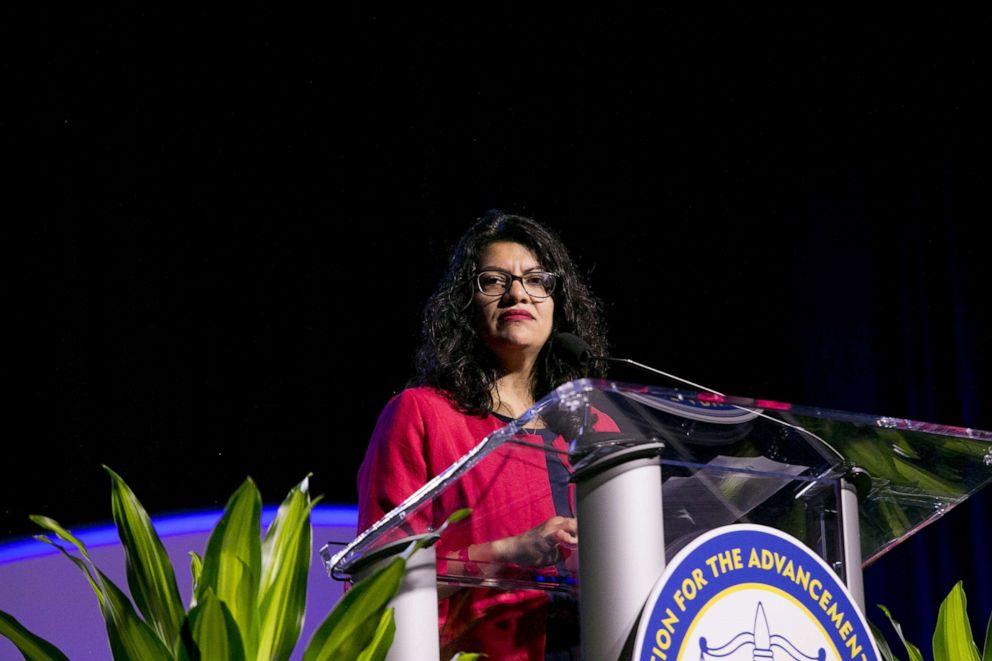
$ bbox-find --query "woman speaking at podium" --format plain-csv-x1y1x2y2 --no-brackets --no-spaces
357,210,615,659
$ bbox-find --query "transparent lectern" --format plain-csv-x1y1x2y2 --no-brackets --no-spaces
322,379,992,660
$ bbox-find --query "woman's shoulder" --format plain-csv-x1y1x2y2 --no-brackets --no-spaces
380,386,465,420
388,385,455,408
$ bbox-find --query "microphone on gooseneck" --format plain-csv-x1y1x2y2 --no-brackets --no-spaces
552,332,725,397
553,331,597,371
551,332,853,471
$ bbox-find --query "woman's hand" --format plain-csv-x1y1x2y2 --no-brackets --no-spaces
491,516,578,567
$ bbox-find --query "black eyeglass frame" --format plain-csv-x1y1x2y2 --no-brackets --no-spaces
472,269,559,299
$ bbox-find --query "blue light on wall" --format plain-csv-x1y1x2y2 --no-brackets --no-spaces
0,503,358,565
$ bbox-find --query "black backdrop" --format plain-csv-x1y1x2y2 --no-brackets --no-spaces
10,6,990,651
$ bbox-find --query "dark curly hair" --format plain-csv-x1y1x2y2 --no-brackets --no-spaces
412,210,609,415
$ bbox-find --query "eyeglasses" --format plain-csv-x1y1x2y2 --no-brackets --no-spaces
474,270,558,299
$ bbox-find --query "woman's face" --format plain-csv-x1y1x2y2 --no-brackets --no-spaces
473,241,555,368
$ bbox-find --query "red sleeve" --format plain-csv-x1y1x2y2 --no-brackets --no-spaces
356,390,430,533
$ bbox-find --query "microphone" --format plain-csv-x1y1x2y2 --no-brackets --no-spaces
553,332,725,397
551,332,849,467
554,331,596,369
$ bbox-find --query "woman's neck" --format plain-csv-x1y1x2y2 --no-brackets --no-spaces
490,370,537,420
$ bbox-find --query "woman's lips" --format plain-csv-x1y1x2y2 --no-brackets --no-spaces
499,310,534,321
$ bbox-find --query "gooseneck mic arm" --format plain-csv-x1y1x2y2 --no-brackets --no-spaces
552,331,847,465
553,332,725,397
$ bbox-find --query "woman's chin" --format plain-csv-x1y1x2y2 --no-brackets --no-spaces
496,331,548,348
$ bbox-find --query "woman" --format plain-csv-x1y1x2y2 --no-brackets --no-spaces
357,210,614,659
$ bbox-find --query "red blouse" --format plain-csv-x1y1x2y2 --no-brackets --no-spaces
357,386,618,659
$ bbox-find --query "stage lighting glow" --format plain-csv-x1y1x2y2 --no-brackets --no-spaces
0,504,358,565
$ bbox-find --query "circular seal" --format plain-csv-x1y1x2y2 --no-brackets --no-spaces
633,524,880,661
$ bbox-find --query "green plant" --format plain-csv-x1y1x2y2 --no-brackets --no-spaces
0,466,410,660
871,581,992,661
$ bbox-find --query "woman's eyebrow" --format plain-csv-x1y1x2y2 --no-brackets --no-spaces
477,265,545,272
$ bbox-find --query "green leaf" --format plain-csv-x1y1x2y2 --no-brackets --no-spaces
31,488,172,661
355,608,395,661
440,508,472,529
879,604,925,661
30,516,97,566
0,611,71,661
31,517,171,661
105,466,185,651
189,552,203,601
257,476,318,661
302,555,406,661
873,498,914,540
983,609,991,661
869,618,901,661
982,614,992,661
933,581,981,661
176,622,198,661
32,534,105,610
196,478,262,659
183,589,246,661
97,568,173,661
448,654,486,660
32,514,174,660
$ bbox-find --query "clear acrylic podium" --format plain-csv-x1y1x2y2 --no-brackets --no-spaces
322,379,992,660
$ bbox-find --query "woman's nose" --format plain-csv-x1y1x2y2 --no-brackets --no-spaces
502,277,531,302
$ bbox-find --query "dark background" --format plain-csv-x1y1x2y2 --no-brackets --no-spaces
9,6,990,652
